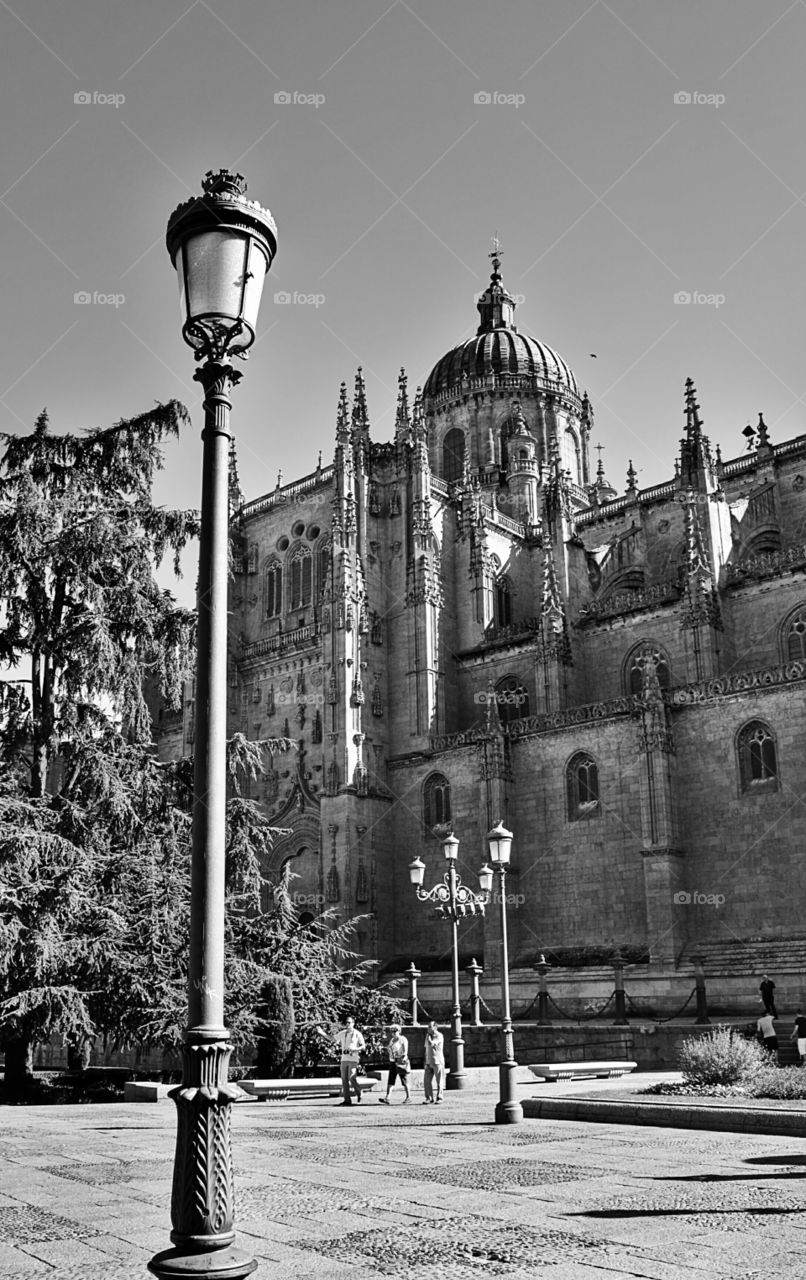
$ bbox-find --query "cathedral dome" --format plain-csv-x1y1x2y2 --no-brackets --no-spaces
423,328,578,401
422,246,579,403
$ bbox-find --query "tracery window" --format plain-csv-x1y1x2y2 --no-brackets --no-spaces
423,772,452,830
494,574,512,628
317,537,331,597
265,560,282,618
737,720,778,792
289,545,312,609
626,641,671,697
784,606,806,661
495,675,530,726
566,753,600,821
443,428,466,483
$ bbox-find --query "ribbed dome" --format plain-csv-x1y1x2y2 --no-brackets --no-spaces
423,328,579,401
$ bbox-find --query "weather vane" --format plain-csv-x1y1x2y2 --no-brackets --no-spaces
490,231,503,263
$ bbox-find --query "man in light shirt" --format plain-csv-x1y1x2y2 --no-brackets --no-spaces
335,1016,366,1106
423,1021,445,1103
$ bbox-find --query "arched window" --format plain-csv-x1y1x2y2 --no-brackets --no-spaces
442,428,466,483
784,605,806,661
265,560,283,618
626,641,671,697
495,575,512,628
495,675,530,726
566,753,600,821
738,721,778,792
560,427,581,486
317,537,331,597
423,773,451,829
289,545,312,609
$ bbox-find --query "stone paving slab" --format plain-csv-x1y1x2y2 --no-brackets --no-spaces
1,1084,806,1277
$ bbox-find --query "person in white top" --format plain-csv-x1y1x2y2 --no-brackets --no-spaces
378,1025,411,1104
335,1016,366,1105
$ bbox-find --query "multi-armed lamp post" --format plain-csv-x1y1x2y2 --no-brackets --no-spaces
409,833,492,1090
149,170,277,1280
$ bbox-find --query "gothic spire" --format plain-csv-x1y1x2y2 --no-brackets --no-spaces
352,366,369,432
227,437,244,517
336,381,350,444
679,378,713,487
395,367,412,442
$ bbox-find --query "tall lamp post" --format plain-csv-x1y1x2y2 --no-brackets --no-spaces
487,821,523,1125
149,170,277,1280
409,833,492,1090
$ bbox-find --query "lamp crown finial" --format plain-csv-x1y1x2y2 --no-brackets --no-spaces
202,169,247,197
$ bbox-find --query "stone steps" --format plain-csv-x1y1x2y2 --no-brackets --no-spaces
681,940,806,975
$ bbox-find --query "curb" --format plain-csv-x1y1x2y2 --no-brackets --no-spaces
522,1095,806,1137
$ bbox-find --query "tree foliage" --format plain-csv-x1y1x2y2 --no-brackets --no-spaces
0,407,399,1090
0,405,199,1084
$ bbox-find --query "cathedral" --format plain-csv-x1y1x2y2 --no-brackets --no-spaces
164,248,806,1009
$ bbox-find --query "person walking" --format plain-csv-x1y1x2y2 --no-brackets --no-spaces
335,1016,366,1106
378,1025,411,1104
790,1011,806,1066
423,1020,445,1104
757,1011,778,1057
760,974,777,1017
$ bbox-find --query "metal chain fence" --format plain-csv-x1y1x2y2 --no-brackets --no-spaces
625,987,696,1023
547,991,616,1021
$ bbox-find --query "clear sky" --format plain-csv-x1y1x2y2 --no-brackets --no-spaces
1,0,803,601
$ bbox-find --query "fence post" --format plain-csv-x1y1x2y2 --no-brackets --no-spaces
406,962,421,1027
466,958,483,1027
612,949,629,1025
534,954,552,1026
692,953,710,1025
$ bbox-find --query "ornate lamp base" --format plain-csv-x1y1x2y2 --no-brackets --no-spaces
149,1244,257,1280
149,1041,256,1280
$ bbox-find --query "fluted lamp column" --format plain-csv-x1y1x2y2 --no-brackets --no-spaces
488,821,523,1124
149,170,277,1280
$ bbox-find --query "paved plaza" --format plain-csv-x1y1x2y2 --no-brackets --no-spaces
1,1079,805,1279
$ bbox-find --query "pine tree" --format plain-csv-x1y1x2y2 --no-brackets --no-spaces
0,404,197,1086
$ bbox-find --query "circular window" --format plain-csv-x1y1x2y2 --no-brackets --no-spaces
308,524,321,541
276,535,290,551
292,521,305,537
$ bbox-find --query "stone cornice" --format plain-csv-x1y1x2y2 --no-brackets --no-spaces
724,541,806,587
670,661,806,705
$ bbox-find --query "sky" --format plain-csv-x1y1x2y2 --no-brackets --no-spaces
1,0,804,604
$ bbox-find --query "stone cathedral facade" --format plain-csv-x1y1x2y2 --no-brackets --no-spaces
164,253,806,995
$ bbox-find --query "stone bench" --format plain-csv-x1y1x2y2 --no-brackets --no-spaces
239,1075,381,1101
527,1060,638,1082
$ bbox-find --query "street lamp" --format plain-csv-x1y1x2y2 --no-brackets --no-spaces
409,833,491,1090
149,170,277,1280
487,821,523,1124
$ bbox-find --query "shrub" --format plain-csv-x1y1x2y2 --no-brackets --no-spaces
749,1066,806,1100
256,974,295,1076
678,1026,765,1087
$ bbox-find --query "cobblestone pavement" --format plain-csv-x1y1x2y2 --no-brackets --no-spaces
0,1081,805,1279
